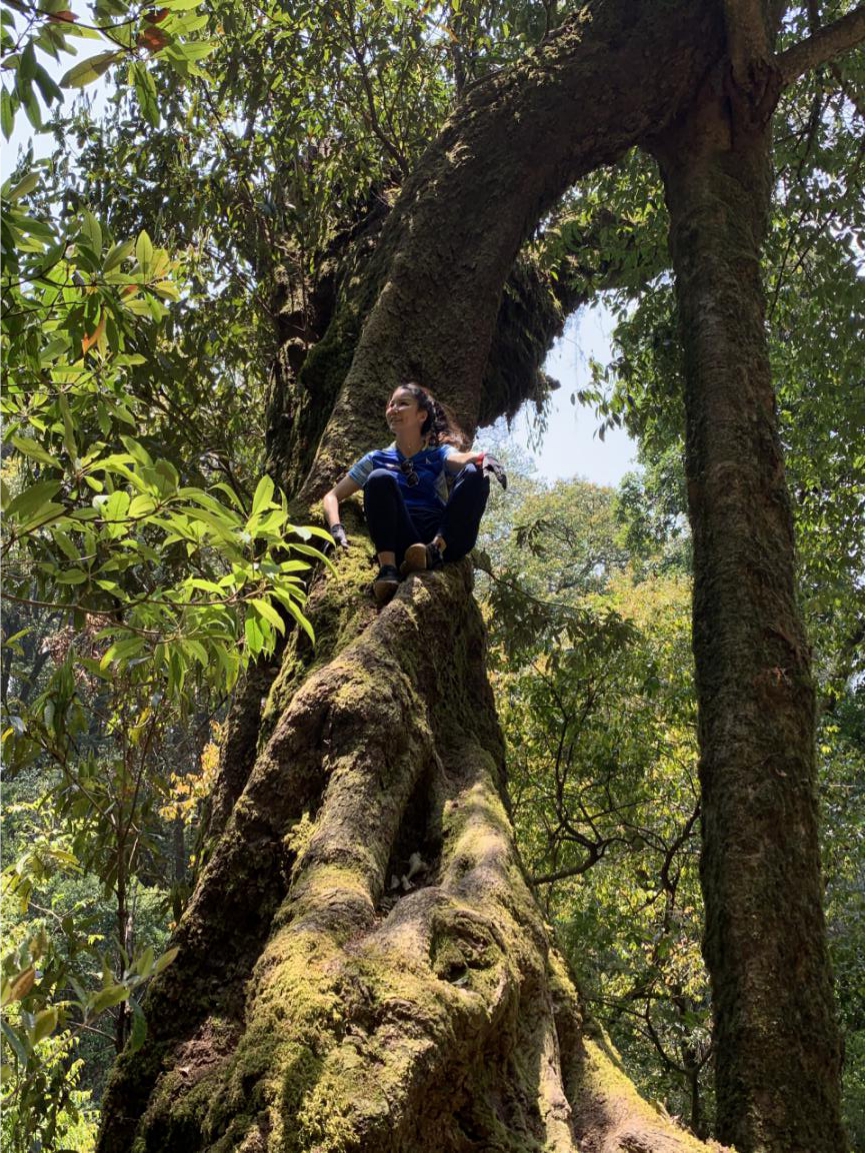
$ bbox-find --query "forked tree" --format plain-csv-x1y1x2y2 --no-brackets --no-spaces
96,2,863,1150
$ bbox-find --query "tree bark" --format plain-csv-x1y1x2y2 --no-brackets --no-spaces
652,55,845,1153
268,0,723,498
97,560,717,1153
95,1,856,1149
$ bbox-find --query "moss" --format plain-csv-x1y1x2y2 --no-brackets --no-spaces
478,253,567,428
106,530,577,1153
288,864,376,926
294,1049,385,1153
282,812,315,859
261,522,377,742
575,1034,719,1153
266,278,369,497
191,926,349,1148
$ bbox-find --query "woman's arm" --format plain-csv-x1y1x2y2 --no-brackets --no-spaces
444,450,484,473
323,475,361,529
445,450,507,489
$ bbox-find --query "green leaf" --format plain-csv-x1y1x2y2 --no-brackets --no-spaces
244,615,263,656
181,505,238,543
22,88,42,130
7,172,40,202
53,530,81,562
33,63,63,108
213,643,239,689
135,229,154,274
1,1019,28,1064
131,61,159,128
152,945,179,975
280,596,315,645
81,209,103,258
102,489,131,521
40,334,72,363
58,393,78,458
19,503,65,533
32,1006,59,1044
55,568,89,585
128,494,156,517
0,89,13,141
100,636,146,669
210,481,246,511
186,577,223,594
19,42,37,81
5,480,62,522
103,238,135,273
119,437,153,467
60,51,121,89
250,597,285,635
251,474,275,517
182,638,209,665
135,945,154,978
11,435,58,468
88,983,129,1015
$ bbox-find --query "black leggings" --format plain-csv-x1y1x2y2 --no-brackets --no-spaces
363,464,489,564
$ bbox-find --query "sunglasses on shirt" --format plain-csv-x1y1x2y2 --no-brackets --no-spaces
399,459,420,487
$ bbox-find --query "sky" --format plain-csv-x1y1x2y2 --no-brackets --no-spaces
484,307,636,487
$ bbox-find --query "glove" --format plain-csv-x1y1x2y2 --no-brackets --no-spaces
479,453,507,491
329,522,350,550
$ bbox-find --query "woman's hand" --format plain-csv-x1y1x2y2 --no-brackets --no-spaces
329,523,350,550
478,453,507,490
322,475,361,550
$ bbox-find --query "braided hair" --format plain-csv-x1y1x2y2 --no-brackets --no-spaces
399,383,469,450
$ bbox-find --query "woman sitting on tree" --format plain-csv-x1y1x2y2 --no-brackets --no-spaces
323,383,506,605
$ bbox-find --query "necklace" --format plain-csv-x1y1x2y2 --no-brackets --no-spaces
398,438,424,458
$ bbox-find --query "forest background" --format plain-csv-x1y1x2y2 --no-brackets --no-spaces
1,1,862,1150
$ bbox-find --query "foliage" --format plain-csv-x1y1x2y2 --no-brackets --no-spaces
0,1020,99,1153
475,465,633,658
1,5,329,1138
818,691,865,1145
479,479,713,1129
614,450,692,579
477,469,862,1137
1,0,214,140
1,760,176,1148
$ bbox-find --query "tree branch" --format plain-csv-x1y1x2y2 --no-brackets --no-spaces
777,6,864,87
723,0,775,88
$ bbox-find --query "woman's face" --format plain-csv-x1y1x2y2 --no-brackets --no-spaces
385,389,427,437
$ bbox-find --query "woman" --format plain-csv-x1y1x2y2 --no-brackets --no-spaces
323,383,505,605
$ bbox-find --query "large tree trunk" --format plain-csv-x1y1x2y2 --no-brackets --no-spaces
97,557,715,1153
653,53,845,1153
96,2,856,1149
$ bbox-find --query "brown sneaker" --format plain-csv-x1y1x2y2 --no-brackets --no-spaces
399,543,428,576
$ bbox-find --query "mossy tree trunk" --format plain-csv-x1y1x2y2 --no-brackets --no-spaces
652,27,847,1153
96,2,861,1150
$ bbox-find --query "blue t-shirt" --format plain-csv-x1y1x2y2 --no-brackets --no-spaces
348,444,455,513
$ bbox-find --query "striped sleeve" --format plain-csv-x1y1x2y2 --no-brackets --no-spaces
347,452,377,487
